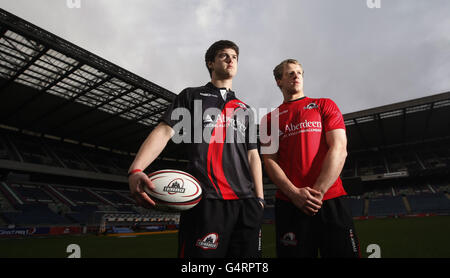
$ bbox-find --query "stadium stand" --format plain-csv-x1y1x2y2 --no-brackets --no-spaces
408,193,450,215
342,196,365,217
0,9,449,238
367,196,407,217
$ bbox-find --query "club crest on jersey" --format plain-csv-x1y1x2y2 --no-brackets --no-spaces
196,233,219,250
281,232,298,246
304,102,318,110
163,179,185,194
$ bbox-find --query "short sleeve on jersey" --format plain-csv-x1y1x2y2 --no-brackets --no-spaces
246,109,258,150
161,89,191,128
321,99,345,133
259,113,272,144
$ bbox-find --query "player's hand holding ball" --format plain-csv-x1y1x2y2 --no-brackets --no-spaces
128,170,156,208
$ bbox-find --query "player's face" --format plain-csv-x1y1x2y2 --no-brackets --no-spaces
209,48,238,79
277,63,304,94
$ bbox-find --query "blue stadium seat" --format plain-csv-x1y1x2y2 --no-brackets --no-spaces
408,193,450,214
367,196,407,217
342,197,365,217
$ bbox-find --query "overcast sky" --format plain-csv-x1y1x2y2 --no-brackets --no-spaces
1,0,450,117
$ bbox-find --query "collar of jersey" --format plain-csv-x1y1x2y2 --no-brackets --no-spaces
206,82,236,98
284,96,307,103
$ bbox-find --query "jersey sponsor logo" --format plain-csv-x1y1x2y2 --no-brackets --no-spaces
281,120,322,138
203,113,247,135
163,179,186,194
280,232,298,246
285,120,322,132
170,99,258,145
203,114,214,124
304,102,319,110
196,233,219,250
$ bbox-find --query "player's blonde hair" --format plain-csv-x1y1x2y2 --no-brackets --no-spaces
273,59,304,81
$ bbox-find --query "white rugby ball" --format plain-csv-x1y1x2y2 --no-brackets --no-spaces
145,169,202,211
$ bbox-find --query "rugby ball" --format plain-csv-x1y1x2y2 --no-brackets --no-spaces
145,169,202,211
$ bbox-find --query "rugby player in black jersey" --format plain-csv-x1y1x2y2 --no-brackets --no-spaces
128,40,264,258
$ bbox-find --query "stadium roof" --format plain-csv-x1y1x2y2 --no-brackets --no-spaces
1,9,449,158
0,9,177,155
343,91,450,152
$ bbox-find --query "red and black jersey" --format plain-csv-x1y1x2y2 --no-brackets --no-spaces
162,82,257,200
263,97,347,201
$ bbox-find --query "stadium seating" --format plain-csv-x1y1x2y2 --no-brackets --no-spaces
367,196,407,217
2,204,72,225
408,193,450,214
0,126,449,230
342,140,450,179
0,180,181,228
342,196,365,217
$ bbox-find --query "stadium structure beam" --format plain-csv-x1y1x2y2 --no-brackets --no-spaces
0,9,179,153
0,8,175,102
102,109,169,148
24,76,113,131
375,113,387,148
85,105,168,148
0,45,49,93
0,25,6,41
45,84,139,135
421,102,435,142
81,104,168,146
344,92,450,120
104,120,185,158
401,108,407,144
74,94,161,139
352,119,370,151
4,62,84,122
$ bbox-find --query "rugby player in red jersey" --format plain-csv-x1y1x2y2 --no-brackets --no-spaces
128,40,264,258
261,59,360,258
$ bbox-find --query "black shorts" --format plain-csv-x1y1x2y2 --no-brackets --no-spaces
275,197,360,258
178,198,264,258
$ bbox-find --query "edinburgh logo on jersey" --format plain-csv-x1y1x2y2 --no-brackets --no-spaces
281,232,298,246
163,179,185,194
196,233,219,250
304,102,319,110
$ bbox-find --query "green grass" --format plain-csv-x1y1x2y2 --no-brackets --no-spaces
0,216,449,258
355,216,450,258
0,233,178,258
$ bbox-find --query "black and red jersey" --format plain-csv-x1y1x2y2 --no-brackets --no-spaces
161,82,257,200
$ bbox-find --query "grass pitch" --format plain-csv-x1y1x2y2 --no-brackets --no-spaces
0,216,448,258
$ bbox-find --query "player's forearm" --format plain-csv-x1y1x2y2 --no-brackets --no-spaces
248,149,264,199
262,155,297,199
312,144,347,195
128,122,174,172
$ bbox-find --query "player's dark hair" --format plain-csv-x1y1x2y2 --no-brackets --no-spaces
205,40,239,77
